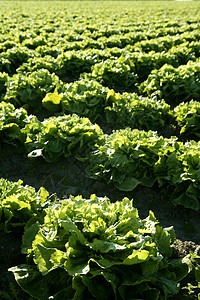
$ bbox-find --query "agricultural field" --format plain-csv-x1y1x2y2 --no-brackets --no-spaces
1,0,200,299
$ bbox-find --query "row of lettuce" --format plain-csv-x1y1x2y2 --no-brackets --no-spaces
1,74,200,139
0,177,199,299
1,7,200,55
2,29,200,54
1,100,200,210
1,35,200,72
1,3,200,99
1,46,200,117
1,41,200,85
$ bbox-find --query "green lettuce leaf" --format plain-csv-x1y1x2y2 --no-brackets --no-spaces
10,195,191,299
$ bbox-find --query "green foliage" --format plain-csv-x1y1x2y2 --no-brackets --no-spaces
174,100,200,140
35,45,62,58
23,114,105,162
128,43,196,82
168,42,196,66
105,91,175,132
88,128,164,191
88,128,200,209
17,55,58,75
155,139,200,210
126,51,177,82
0,72,9,99
10,195,191,300
60,79,110,122
0,41,17,53
85,56,137,90
22,36,47,50
4,69,61,111
139,61,200,105
133,35,182,53
0,178,49,232
42,92,62,112
2,46,34,75
179,252,200,299
0,101,28,144
0,54,11,74
55,51,93,81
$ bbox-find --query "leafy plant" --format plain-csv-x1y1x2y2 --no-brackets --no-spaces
174,100,200,140
127,43,195,82
178,252,200,299
85,56,137,90
105,90,175,133
3,46,34,75
59,79,110,122
16,55,58,75
139,61,200,105
0,178,50,232
88,127,200,209
0,40,17,53
55,51,93,82
42,92,62,112
23,114,105,162
22,36,47,50
155,139,200,210
88,128,165,191
10,195,191,300
4,69,61,112
168,42,196,66
35,45,62,58
0,101,28,145
0,72,9,99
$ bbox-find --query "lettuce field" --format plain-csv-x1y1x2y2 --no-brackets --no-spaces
1,1,200,299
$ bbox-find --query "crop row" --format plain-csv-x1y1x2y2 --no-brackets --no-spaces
1,3,200,57
1,101,200,210
1,74,200,140
1,40,200,78
1,177,199,300
1,48,200,109
1,30,200,54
